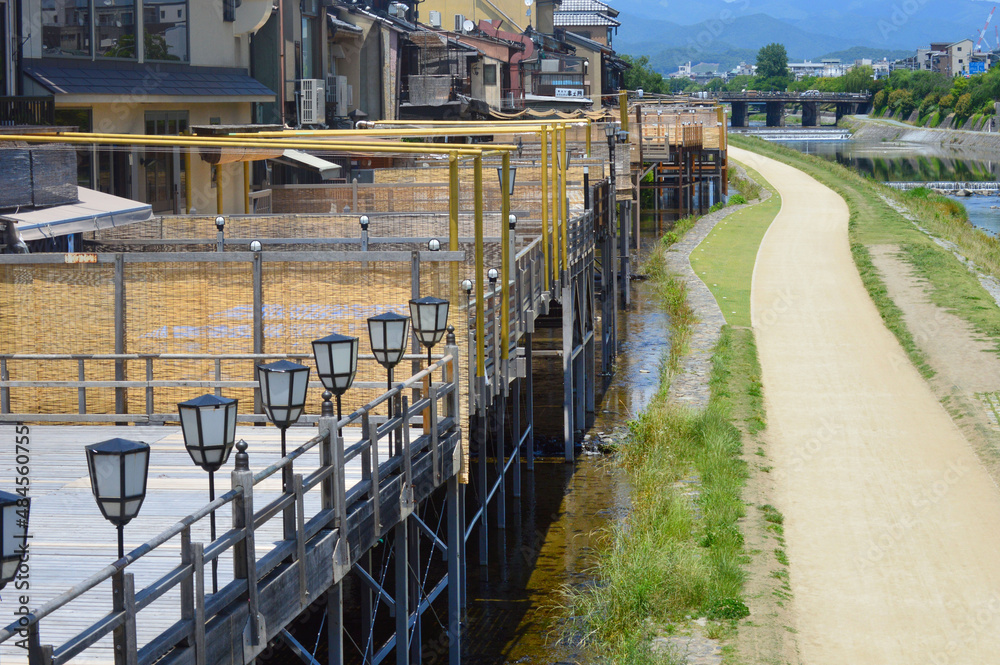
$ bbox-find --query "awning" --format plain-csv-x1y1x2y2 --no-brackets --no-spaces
7,187,153,241
273,150,342,180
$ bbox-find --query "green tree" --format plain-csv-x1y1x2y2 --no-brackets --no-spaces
938,93,955,112
842,65,874,93
873,89,888,111
955,92,973,118
621,55,668,95
756,43,789,79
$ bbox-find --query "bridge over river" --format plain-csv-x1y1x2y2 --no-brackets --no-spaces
695,91,873,128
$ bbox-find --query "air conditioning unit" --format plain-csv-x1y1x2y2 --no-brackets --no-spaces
429,10,441,28
299,78,325,125
455,14,465,31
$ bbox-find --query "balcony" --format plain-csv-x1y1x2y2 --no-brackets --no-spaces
0,97,55,127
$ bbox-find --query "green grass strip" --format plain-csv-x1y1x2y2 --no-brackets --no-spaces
691,167,782,328
565,226,759,661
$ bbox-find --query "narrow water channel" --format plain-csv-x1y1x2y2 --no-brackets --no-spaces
461,214,673,664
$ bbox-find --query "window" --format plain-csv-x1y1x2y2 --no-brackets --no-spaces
43,1,188,61
42,1,92,57
483,63,497,86
143,0,187,61
95,0,137,58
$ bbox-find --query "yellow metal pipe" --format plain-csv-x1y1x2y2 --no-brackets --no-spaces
560,125,569,270
449,153,459,252
620,91,629,130
586,120,592,157
230,127,554,138
3,132,515,157
216,165,224,216
184,148,193,214
474,156,486,378
501,152,510,362
540,126,550,292
552,128,566,277
61,130,523,154
244,161,251,214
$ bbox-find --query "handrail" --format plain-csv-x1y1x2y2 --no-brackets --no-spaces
0,348,462,664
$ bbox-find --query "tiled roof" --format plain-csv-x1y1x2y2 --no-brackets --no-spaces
554,11,621,27
557,0,617,15
23,60,276,98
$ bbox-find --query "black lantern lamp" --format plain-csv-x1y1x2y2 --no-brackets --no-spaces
178,395,238,473
604,120,618,140
409,296,450,367
257,360,310,458
311,333,359,420
496,166,518,197
508,214,517,231
178,394,238,593
85,438,151,560
0,490,29,591
367,311,411,389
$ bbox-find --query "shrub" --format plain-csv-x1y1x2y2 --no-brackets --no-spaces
955,92,973,118
938,93,955,112
729,193,747,205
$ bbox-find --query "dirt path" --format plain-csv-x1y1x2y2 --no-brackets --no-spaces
733,145,1000,664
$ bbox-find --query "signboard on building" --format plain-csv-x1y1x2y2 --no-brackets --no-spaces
555,87,585,98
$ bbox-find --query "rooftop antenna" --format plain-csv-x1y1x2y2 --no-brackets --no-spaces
525,0,533,29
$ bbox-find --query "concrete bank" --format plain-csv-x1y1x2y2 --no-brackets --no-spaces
844,115,1000,153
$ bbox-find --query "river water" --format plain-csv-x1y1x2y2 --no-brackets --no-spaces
461,218,672,664
778,138,1000,234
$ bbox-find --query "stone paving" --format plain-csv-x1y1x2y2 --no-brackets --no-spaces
665,173,772,410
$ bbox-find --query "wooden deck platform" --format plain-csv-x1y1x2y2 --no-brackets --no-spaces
0,424,386,665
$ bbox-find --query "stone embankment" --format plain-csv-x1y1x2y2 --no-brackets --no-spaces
844,115,1000,153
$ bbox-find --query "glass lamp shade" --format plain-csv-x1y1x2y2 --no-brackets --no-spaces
604,121,617,138
312,333,359,396
178,394,239,473
0,490,28,587
257,360,310,429
85,438,150,527
409,297,450,349
496,166,518,196
367,311,411,370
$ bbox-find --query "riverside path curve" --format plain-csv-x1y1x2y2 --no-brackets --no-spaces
732,145,1000,663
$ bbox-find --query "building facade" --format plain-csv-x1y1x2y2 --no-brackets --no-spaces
19,0,275,213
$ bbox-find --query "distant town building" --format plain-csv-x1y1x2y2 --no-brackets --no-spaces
787,59,847,80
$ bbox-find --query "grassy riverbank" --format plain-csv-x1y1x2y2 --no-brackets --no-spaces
732,134,1000,363
568,183,782,661
691,167,781,327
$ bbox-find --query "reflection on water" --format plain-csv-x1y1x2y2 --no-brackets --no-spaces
779,139,1000,235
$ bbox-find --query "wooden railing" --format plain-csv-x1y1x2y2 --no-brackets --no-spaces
0,346,462,665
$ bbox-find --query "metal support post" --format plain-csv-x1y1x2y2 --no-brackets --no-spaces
562,280,574,463
327,584,343,665
526,332,534,472
497,388,506,530
513,374,521,498
114,254,126,419
252,252,263,417
478,375,489,566
447,475,462,664
394,521,409,665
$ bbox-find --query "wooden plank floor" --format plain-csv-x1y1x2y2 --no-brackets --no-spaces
0,424,385,665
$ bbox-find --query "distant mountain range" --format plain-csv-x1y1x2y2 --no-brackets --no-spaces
609,0,994,75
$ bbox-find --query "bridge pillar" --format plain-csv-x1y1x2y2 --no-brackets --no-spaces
802,101,818,127
835,103,854,124
765,101,785,127
731,101,748,127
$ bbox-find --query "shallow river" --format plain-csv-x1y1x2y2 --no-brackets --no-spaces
778,138,1000,234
